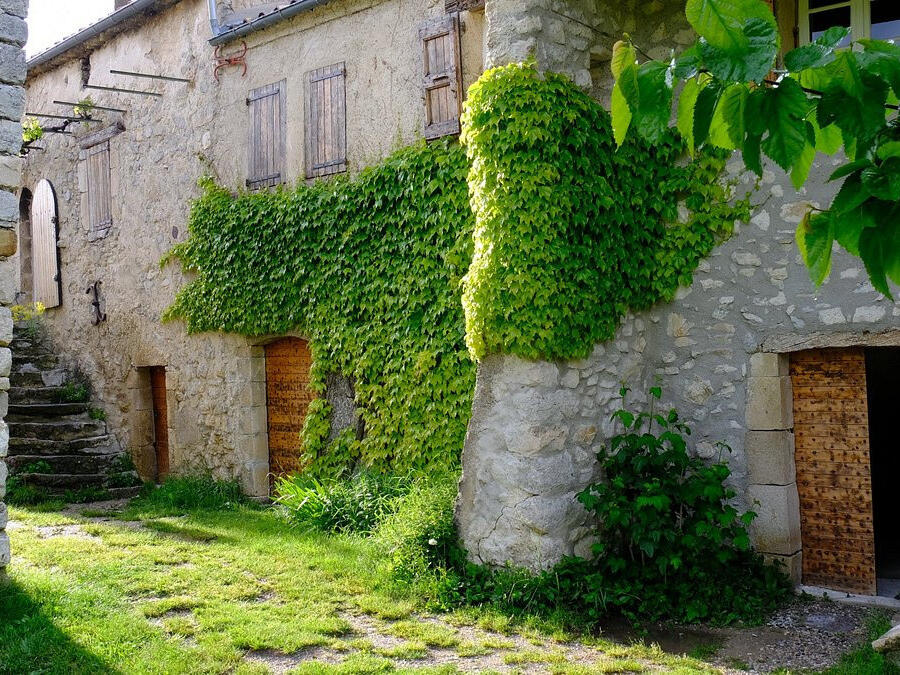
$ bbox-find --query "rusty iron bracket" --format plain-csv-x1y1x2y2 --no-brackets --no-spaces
213,41,248,83
85,280,107,326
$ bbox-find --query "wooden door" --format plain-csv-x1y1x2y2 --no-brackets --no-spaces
150,367,169,481
265,338,315,479
790,348,876,594
30,179,60,308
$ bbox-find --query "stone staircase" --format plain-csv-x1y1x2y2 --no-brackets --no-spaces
6,328,141,498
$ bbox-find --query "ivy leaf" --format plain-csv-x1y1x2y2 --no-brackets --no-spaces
760,78,812,172
783,26,850,72
678,78,702,154
796,210,834,286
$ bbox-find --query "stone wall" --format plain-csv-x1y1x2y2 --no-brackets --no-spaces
459,0,900,576
0,0,26,571
21,0,485,496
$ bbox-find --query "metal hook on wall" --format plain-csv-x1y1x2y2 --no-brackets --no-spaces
86,280,107,325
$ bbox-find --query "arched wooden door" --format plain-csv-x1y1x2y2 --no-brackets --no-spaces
30,179,61,308
265,338,315,479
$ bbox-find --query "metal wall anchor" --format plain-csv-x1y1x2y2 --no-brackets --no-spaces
213,41,248,82
86,280,107,325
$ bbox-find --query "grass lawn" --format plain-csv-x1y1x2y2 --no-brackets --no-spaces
0,495,720,675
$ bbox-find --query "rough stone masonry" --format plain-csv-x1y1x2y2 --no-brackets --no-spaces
0,0,26,572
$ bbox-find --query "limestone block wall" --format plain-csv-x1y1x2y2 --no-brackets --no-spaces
0,0,26,571
20,0,485,496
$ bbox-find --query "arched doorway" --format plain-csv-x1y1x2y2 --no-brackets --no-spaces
29,179,61,308
265,338,315,480
18,187,32,302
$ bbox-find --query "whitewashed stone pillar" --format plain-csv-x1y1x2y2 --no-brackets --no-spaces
0,0,26,572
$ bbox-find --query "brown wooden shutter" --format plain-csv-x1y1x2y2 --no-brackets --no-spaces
30,179,61,309
305,63,347,179
86,142,112,234
420,16,462,140
247,80,286,189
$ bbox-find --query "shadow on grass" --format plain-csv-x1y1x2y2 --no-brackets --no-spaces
0,574,121,675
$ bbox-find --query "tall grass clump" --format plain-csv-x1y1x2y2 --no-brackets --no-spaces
122,476,251,518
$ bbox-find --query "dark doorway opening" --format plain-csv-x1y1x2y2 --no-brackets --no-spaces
150,366,169,482
865,347,900,598
18,188,32,302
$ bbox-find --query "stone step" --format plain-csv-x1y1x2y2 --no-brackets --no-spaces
14,471,140,491
12,354,61,371
8,418,106,440
6,452,125,475
7,411,92,425
8,435,120,456
8,402,90,417
9,386,68,404
10,369,67,388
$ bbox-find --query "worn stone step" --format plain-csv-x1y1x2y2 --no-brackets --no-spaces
6,452,125,475
9,386,68,404
8,402,90,417
8,435,120,456
16,470,141,491
12,354,60,371
7,411,92,425
10,369,67,388
8,418,106,440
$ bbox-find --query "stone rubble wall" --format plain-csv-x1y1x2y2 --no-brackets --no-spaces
458,0,900,573
0,0,26,571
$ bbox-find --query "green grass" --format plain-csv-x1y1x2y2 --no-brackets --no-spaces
823,612,900,675
0,484,828,674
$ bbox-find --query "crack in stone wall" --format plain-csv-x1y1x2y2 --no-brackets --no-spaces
0,0,26,572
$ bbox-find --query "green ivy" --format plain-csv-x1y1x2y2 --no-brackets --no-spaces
163,63,748,476
163,141,476,475
461,63,750,361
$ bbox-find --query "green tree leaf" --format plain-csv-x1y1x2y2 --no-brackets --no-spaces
611,40,637,79
760,78,812,171
678,78,702,153
612,61,639,147
859,225,892,298
796,210,833,285
699,17,778,82
783,26,849,72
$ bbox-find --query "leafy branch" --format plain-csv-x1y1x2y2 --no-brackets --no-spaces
610,0,900,297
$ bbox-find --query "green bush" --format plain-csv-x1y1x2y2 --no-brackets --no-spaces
273,470,412,535
373,473,462,597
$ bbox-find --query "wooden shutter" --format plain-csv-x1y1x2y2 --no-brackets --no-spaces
305,63,347,179
420,16,462,140
86,142,112,234
30,179,61,309
247,80,286,189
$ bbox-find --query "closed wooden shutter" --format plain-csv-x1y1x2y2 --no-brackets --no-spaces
305,63,347,179
420,16,462,140
30,179,61,309
247,80,286,189
790,348,876,595
86,142,112,234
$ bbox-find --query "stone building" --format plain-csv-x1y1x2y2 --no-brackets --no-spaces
16,0,900,600
0,0,26,572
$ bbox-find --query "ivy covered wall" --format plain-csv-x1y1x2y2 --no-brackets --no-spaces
164,63,748,477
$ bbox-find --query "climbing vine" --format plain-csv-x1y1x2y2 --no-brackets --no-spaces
461,62,750,361
164,63,749,476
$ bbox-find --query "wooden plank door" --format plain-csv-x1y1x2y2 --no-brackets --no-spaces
150,366,169,481
790,348,876,594
30,179,61,308
265,338,315,479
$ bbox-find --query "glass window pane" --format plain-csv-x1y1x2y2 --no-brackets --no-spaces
809,0,849,8
809,6,852,43
871,0,900,41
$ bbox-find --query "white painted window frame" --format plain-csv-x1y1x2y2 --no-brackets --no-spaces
799,0,899,45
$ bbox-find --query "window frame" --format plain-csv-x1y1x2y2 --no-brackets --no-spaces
798,0,893,45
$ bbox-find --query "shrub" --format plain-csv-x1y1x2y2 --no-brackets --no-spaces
373,473,462,597
274,470,412,535
570,387,791,623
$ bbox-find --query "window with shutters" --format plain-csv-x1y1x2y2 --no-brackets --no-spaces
305,63,347,179
86,141,112,237
420,16,462,140
247,80,286,189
